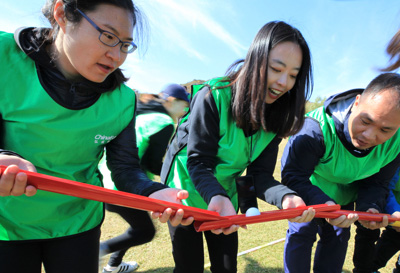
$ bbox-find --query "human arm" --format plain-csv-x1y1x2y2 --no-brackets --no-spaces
247,136,314,222
385,169,400,215
281,118,333,205
105,116,193,226
186,87,237,233
139,124,174,175
186,87,229,204
356,155,400,212
355,156,400,229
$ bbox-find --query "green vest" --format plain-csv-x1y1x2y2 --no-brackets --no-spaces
307,106,400,205
164,78,276,210
136,112,174,179
0,31,136,240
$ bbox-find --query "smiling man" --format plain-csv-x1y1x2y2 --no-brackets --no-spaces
280,73,400,273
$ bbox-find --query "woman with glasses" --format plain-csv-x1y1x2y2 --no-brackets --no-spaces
0,0,193,273
160,21,316,273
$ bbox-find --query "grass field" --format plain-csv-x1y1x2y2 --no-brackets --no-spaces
99,139,399,273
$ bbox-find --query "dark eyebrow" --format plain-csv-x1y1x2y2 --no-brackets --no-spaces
103,23,133,41
270,59,301,71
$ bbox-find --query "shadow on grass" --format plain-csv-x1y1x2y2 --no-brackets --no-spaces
136,268,174,273
135,257,353,273
241,257,352,273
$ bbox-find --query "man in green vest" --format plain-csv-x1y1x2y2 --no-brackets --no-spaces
281,73,400,273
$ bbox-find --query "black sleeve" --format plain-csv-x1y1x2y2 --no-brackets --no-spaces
140,124,174,175
186,87,229,204
281,118,334,205
356,153,400,212
0,149,24,158
247,136,297,209
105,116,168,197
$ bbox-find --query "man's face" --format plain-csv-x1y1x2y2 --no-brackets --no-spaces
348,90,400,150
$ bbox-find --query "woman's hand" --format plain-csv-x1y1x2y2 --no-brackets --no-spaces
282,194,315,223
0,156,37,197
149,188,194,226
208,195,240,235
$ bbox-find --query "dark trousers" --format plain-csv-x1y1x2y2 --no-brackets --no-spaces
372,227,400,272
352,221,381,273
101,204,155,266
0,226,100,273
168,222,238,273
284,219,351,273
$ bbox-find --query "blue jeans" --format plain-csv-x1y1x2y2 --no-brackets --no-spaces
284,219,351,273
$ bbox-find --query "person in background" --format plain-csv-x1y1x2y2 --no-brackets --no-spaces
99,83,189,273
160,21,316,273
281,73,400,273
136,83,190,179
366,167,400,273
0,1,192,273
352,28,400,273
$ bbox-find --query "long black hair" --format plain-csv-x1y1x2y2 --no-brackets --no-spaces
41,0,146,86
381,29,400,72
223,21,313,137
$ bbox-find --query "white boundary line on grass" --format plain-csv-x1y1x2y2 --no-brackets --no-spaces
204,237,285,268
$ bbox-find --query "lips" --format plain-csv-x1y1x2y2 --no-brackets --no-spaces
97,63,114,74
268,88,283,99
355,138,369,147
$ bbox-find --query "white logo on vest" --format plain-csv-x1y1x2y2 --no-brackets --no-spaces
94,134,116,144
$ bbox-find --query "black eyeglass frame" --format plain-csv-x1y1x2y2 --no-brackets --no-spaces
76,8,137,54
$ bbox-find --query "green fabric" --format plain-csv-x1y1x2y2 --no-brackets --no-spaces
135,112,174,179
0,31,136,240
307,106,400,205
165,78,276,210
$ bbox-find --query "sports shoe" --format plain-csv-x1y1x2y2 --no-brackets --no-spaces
102,261,139,273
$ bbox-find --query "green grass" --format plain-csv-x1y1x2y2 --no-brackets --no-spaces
99,139,399,272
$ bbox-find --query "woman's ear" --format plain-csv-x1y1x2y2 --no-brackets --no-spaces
53,0,67,33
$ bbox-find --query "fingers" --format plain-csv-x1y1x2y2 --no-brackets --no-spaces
359,215,389,230
176,190,189,201
169,209,194,227
25,185,38,197
11,172,29,196
289,207,315,223
0,165,29,196
151,208,194,226
326,213,359,228
0,164,38,197
211,224,240,235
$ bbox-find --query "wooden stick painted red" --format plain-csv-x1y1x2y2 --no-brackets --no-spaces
194,204,341,232
0,166,226,222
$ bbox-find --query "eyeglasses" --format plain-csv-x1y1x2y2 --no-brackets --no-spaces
76,9,137,54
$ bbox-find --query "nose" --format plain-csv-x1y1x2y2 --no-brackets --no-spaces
362,127,376,142
106,45,121,62
277,73,288,88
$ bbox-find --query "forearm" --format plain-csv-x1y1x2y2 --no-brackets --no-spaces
106,118,168,197
281,118,333,205
187,87,228,204
356,154,400,212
